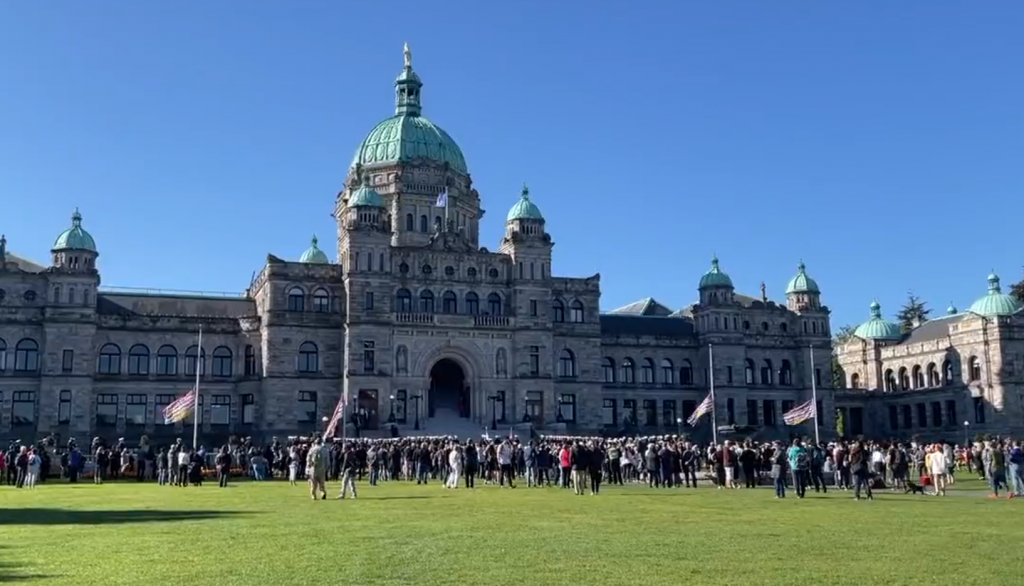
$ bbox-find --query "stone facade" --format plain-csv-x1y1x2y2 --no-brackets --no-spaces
835,303,1024,441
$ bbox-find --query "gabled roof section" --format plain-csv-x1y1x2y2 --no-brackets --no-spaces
4,252,47,273
898,313,968,345
607,297,675,317
600,314,695,338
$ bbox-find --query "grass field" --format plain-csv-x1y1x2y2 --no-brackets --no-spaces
0,477,1020,586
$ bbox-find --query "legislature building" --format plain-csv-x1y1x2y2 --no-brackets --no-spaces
2,47,1020,443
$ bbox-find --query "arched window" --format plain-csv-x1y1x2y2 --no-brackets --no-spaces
14,339,40,372
760,359,773,385
156,345,178,375
396,289,412,313
419,215,428,233
569,300,585,323
405,213,414,231
184,346,206,376
621,358,636,384
780,323,788,333
212,346,233,377
298,342,319,373
419,290,435,313
942,359,954,385
487,293,502,316
552,300,565,323
312,289,330,313
441,291,458,314
641,358,655,384
744,359,755,385
53,285,61,304
680,360,694,385
602,357,616,383
465,292,479,315
761,321,769,332
850,373,860,389
97,343,121,375
742,320,750,330
912,365,924,389
898,367,910,390
287,287,305,312
779,359,792,386
926,363,939,387
661,359,674,384
884,369,896,392
128,344,150,375
434,216,442,230
558,349,577,378
968,356,981,382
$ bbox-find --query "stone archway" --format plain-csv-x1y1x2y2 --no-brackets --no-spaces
429,358,469,418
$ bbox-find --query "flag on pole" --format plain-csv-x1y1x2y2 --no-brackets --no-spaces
163,388,196,424
783,399,817,426
435,190,448,208
687,393,714,427
324,394,347,438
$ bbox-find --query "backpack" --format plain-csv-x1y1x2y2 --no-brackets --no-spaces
795,450,810,470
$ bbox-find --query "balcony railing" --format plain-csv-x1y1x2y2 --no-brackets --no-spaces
395,313,436,325
475,315,510,327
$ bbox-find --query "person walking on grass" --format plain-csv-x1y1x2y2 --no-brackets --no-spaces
788,439,810,499
770,441,788,499
984,441,1006,499
215,445,232,488
306,438,327,501
849,441,873,501
928,444,948,496
337,443,358,500
446,444,463,489
1007,441,1024,499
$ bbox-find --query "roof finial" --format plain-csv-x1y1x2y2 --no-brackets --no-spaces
797,259,806,272
71,207,82,227
403,42,412,68
311,234,319,248
710,254,719,269
521,183,529,199
0,234,6,264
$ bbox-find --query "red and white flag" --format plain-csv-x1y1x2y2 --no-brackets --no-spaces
686,393,713,427
323,394,347,438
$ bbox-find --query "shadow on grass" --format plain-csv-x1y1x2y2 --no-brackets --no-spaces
0,561,51,583
0,508,251,526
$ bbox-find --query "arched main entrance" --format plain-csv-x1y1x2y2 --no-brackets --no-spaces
429,358,470,418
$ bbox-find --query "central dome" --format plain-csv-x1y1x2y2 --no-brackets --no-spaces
350,45,468,175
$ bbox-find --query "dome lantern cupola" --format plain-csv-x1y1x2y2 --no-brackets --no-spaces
947,302,958,316
51,208,98,271
967,271,1023,317
504,183,547,240
698,255,734,306
299,235,330,264
395,43,422,117
853,301,902,341
344,183,387,230
785,260,822,311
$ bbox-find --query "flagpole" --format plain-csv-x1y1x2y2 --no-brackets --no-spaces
809,344,820,445
709,343,718,446
192,324,202,449
444,190,449,229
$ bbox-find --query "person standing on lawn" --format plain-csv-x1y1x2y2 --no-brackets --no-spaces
787,439,810,499
337,443,358,500
849,441,873,501
306,437,327,500
770,441,788,499
215,445,232,488
928,444,948,496
1007,441,1023,498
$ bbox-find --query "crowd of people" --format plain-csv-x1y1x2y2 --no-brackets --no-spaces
2,433,1022,501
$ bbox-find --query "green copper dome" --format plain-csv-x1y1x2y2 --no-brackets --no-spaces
348,185,385,208
506,184,544,222
947,302,958,315
853,301,902,341
785,261,820,295
52,209,97,252
967,272,1022,317
299,236,329,264
698,255,733,289
350,45,467,174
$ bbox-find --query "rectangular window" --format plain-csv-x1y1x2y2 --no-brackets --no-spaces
682,399,697,426
244,345,257,377
973,396,985,424
814,368,822,387
96,394,118,428
526,391,543,420
212,395,231,425
888,405,899,430
662,400,677,428
155,394,176,425
365,291,374,311
298,391,317,422
930,401,942,427
746,399,759,426
916,403,927,428
901,405,912,429
603,360,615,383
623,399,637,426
363,341,375,373
945,400,957,427
726,366,733,384
559,394,577,423
849,407,865,436
726,398,736,425
62,349,74,373
816,400,823,422
529,346,540,376
602,398,617,426
58,390,72,424
11,392,35,426
125,394,146,426
763,399,777,426
396,390,408,424
241,394,255,424
643,399,657,427
530,299,538,317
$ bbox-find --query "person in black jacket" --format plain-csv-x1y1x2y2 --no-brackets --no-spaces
681,443,697,487
215,445,232,488
463,440,478,488
587,441,604,495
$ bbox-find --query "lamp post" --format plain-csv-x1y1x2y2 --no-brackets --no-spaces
556,398,565,424
321,416,329,438
522,396,532,424
388,394,396,424
676,417,683,437
963,420,970,446
487,395,497,430
411,394,422,430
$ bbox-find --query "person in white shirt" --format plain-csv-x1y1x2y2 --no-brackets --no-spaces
446,445,463,489
497,440,516,488
929,444,948,496
177,449,191,488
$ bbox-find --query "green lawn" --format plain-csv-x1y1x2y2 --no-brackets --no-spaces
0,477,1019,586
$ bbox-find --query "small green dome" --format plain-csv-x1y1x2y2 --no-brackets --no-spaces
506,184,544,222
299,236,329,264
348,185,385,208
947,302,958,315
967,272,1022,317
52,209,97,252
785,261,820,295
853,301,902,340
698,255,733,289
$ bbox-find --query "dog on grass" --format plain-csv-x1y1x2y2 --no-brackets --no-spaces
904,481,926,495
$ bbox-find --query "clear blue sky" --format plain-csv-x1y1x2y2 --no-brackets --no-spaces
2,1,1022,329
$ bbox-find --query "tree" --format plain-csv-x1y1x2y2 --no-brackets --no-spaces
896,291,931,333
1010,268,1024,303
831,324,855,389
835,408,845,439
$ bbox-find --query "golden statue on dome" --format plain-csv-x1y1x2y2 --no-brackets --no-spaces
403,43,412,68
